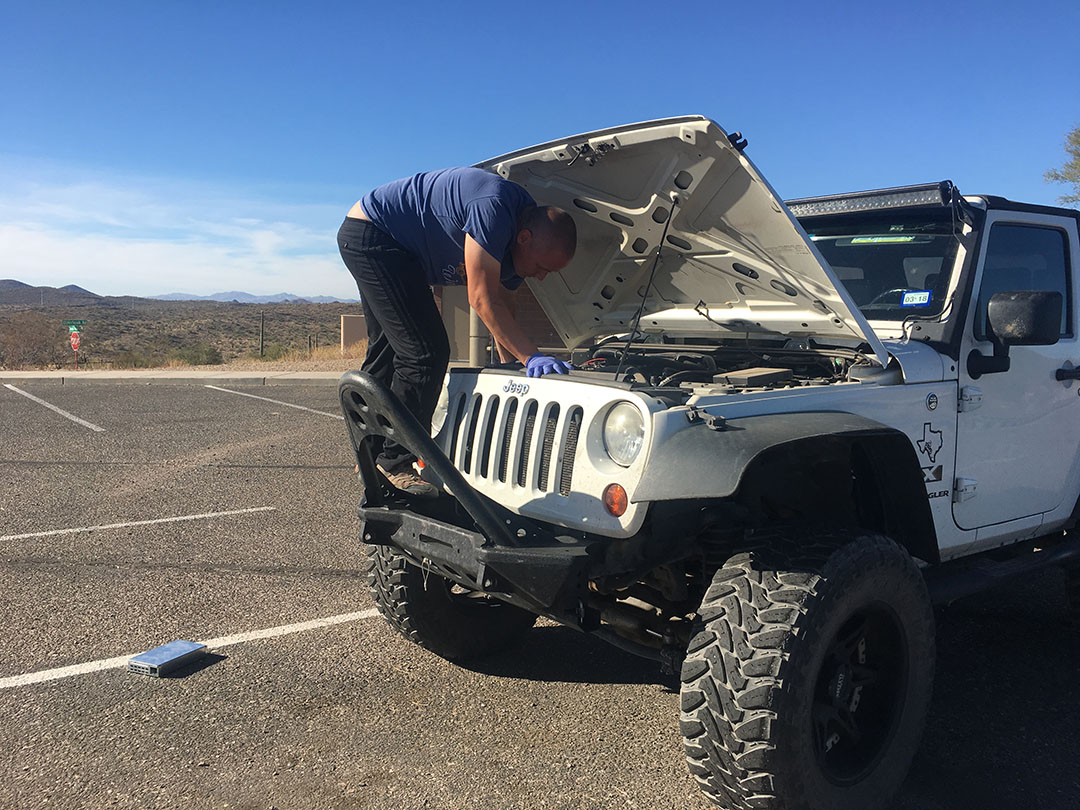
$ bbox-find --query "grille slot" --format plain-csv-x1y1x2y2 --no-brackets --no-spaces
558,407,583,496
478,396,499,478
461,394,482,473
516,400,538,488
537,404,561,492
446,393,467,460
498,399,518,483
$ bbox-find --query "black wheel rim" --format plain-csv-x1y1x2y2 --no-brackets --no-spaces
811,604,908,785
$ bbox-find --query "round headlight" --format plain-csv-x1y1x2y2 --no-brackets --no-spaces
603,402,645,467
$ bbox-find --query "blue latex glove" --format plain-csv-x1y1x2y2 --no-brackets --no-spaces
526,353,573,378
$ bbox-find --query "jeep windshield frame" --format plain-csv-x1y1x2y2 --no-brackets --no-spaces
799,210,962,323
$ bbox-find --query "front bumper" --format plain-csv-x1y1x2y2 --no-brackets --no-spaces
358,502,595,616
340,371,598,620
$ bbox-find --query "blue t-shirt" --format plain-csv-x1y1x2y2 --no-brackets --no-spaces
360,167,534,289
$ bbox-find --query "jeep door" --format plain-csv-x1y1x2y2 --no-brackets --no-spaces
953,210,1080,530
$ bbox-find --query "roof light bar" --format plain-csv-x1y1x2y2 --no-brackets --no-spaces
786,181,954,218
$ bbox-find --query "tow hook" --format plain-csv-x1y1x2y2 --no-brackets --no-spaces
686,406,727,431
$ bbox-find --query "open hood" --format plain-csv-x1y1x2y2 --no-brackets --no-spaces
477,116,890,367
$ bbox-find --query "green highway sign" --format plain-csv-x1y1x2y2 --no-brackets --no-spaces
61,320,87,326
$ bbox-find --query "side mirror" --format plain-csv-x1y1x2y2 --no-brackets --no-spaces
968,290,1062,378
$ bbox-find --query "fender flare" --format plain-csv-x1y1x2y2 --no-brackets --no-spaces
632,411,909,502
632,411,938,562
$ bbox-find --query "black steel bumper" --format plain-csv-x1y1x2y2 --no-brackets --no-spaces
339,371,598,620
357,503,594,615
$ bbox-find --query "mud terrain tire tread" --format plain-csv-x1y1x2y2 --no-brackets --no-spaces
365,544,536,662
679,531,935,810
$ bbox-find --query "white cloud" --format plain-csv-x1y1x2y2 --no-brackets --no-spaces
0,161,358,299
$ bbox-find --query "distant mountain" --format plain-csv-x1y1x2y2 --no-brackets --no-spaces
151,291,358,304
0,279,102,305
0,280,358,307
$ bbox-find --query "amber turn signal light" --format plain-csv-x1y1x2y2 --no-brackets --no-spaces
602,483,628,517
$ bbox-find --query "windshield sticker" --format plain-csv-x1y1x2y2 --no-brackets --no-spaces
850,236,918,244
901,290,932,307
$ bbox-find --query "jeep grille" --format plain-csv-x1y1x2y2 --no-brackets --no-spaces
443,392,581,496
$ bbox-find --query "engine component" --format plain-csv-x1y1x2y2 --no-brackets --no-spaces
713,367,794,387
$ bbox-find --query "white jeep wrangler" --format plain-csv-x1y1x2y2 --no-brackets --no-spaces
340,116,1080,810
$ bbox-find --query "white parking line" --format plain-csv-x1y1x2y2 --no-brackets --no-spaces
3,384,105,432
204,385,344,420
0,506,276,542
0,608,380,689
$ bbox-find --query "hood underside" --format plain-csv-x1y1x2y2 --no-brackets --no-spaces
477,116,889,367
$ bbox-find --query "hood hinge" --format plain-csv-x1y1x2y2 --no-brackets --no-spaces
959,386,983,412
953,478,978,503
686,406,727,431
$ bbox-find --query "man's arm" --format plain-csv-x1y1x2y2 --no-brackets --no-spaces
464,235,538,364
494,286,517,363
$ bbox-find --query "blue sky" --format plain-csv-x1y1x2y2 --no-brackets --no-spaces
1,0,1078,298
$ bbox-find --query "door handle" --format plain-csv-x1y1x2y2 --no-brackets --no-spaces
1055,367,1080,381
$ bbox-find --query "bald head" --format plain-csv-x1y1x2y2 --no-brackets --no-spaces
518,205,576,260
509,205,576,281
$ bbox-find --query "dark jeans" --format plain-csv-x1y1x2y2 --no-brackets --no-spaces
337,217,450,470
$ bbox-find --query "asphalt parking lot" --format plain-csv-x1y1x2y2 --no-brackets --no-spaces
1,380,1079,810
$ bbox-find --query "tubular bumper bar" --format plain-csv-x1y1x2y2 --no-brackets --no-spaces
338,371,595,616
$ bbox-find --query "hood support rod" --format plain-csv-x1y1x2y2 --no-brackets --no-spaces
614,193,681,381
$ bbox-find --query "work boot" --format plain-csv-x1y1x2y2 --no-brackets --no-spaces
377,461,439,498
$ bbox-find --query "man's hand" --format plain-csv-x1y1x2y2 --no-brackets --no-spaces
526,353,572,377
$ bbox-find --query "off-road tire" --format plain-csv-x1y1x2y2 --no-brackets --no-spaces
365,544,537,662
680,531,935,810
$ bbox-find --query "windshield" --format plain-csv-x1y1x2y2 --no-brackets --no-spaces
800,211,960,322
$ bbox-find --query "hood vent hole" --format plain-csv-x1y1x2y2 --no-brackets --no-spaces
732,262,759,279
631,238,648,254
601,286,615,300
666,235,691,250
573,198,598,212
651,207,669,223
770,280,799,297
674,170,693,189
610,212,633,226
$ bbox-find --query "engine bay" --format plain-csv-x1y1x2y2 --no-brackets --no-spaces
570,336,869,399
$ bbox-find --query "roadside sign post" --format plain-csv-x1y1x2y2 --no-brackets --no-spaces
63,321,86,371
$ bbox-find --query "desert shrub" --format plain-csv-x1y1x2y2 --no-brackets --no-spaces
259,342,288,361
0,312,68,368
168,343,223,365
111,350,156,368
342,339,368,359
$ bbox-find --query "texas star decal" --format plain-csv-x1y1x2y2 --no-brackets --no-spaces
916,423,943,464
